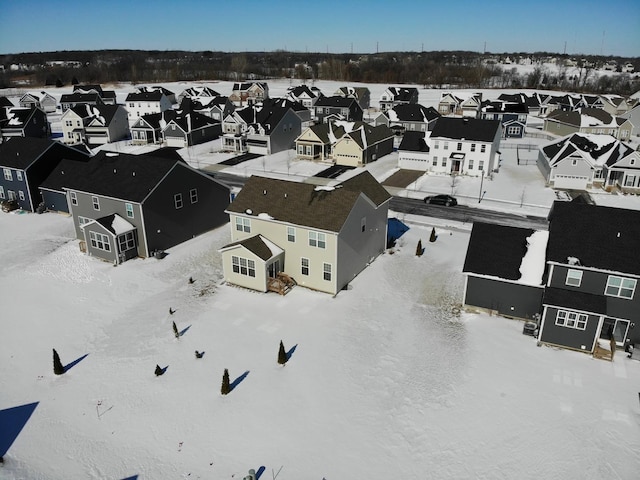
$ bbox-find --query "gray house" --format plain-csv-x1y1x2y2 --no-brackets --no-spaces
63,151,230,264
313,96,363,123
221,171,391,295
0,137,89,212
538,202,640,354
463,222,547,320
0,107,50,141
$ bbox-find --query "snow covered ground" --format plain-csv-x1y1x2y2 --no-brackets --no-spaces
2,207,640,480
2,78,640,479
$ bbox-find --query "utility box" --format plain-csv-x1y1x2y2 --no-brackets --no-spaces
523,322,537,337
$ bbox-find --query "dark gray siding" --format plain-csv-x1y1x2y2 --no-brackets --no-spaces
540,306,600,351
269,109,302,154
82,222,118,264
40,189,69,213
464,276,543,320
550,265,640,321
143,165,230,253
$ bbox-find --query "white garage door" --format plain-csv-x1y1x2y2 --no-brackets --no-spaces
553,174,588,190
166,137,186,148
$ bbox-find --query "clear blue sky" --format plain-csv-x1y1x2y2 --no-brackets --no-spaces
1,0,639,57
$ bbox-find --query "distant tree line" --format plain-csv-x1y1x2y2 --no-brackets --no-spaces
1,50,638,95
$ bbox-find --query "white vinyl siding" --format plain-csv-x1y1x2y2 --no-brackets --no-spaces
232,255,256,277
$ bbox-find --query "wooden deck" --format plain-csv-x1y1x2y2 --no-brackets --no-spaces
267,272,296,295
593,338,616,361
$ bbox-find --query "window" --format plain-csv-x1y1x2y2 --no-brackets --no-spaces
118,231,136,252
301,257,309,276
78,216,91,226
235,217,251,233
124,203,134,218
457,142,462,151
479,160,484,171
443,142,449,150
0,186,4,199
89,231,111,252
434,141,439,149
323,263,332,281
565,269,583,287
3,169,12,181
441,158,447,167
18,190,25,200
174,193,183,209
624,175,636,187
571,159,578,166
70,191,78,206
309,231,326,249
480,144,486,153
287,226,296,242
361,217,366,233
232,256,256,277
92,196,100,211
471,143,476,152
555,310,588,330
16,171,23,181
605,276,636,299
468,159,474,169
190,188,198,204
432,157,438,166
507,126,521,136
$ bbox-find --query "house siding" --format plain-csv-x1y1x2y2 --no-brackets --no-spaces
539,305,601,352
464,276,544,320
142,165,230,255
40,189,69,213
221,247,269,292
81,222,119,264
336,196,388,291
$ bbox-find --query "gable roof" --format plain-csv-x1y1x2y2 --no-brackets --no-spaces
60,92,104,105
463,222,547,285
541,133,634,168
398,131,429,152
546,108,620,128
315,96,359,108
431,117,500,142
546,201,640,275
0,107,43,129
85,213,136,235
220,234,283,261
0,97,15,108
235,98,299,131
341,124,394,150
383,87,418,102
0,137,70,169
385,103,440,123
226,171,390,232
67,104,123,126
55,151,188,203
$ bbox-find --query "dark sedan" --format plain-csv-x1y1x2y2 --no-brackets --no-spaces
423,194,458,206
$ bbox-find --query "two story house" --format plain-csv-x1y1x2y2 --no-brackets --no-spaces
538,202,640,353
286,85,321,109
333,123,394,167
60,85,117,112
176,85,221,104
374,103,440,138
0,137,89,212
125,87,174,121
18,91,57,113
0,107,50,141
60,104,130,146
480,101,528,138
295,122,348,162
220,171,391,295
334,86,371,110
229,82,269,107
428,117,501,176
437,92,483,117
63,151,230,264
379,87,419,112
313,96,363,123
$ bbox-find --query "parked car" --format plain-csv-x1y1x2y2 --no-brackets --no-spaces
1,199,19,213
424,194,457,206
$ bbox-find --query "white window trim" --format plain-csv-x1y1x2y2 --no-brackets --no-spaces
323,262,332,281
190,188,198,204
565,269,583,287
287,226,296,243
235,216,251,233
125,203,134,218
3,168,13,181
605,275,636,299
89,231,111,252
308,231,326,249
174,193,183,209
301,257,310,276
92,196,100,211
70,191,78,206
231,255,256,277
555,310,588,330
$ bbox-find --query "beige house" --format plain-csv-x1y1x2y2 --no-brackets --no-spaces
333,124,394,167
220,172,391,295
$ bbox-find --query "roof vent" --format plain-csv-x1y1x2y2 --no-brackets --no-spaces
113,168,117,174
617,232,620,238
263,190,267,195
284,193,287,198
132,171,136,176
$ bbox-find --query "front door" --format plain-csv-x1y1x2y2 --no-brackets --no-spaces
267,259,281,279
599,318,630,346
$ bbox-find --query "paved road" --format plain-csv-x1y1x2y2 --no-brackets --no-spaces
206,171,550,231
390,197,549,230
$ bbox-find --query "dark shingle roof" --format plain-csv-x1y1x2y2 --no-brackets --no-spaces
226,171,390,232
60,92,103,104
398,131,429,152
0,137,58,169
222,235,279,261
0,97,15,108
315,96,358,108
387,103,440,122
546,201,640,275
431,117,501,142
343,124,394,149
542,287,607,315
54,151,183,203
463,222,535,281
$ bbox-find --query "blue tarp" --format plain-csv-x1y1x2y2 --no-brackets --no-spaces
387,218,409,244
0,402,39,457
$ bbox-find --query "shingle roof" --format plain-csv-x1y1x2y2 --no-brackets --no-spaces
221,234,280,261
542,287,607,315
60,92,103,104
0,137,59,169
431,117,500,142
398,131,429,152
463,222,535,281
343,124,394,149
226,171,390,232
0,97,15,108
315,96,358,108
53,151,184,203
546,201,640,275
386,103,440,122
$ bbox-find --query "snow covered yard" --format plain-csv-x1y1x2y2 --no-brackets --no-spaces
1,211,639,480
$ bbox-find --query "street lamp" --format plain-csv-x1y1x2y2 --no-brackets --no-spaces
478,168,484,203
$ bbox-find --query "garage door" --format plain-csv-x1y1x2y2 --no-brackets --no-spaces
553,174,588,190
165,137,186,148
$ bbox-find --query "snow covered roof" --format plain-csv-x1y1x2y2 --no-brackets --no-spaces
541,133,634,168
84,213,136,235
